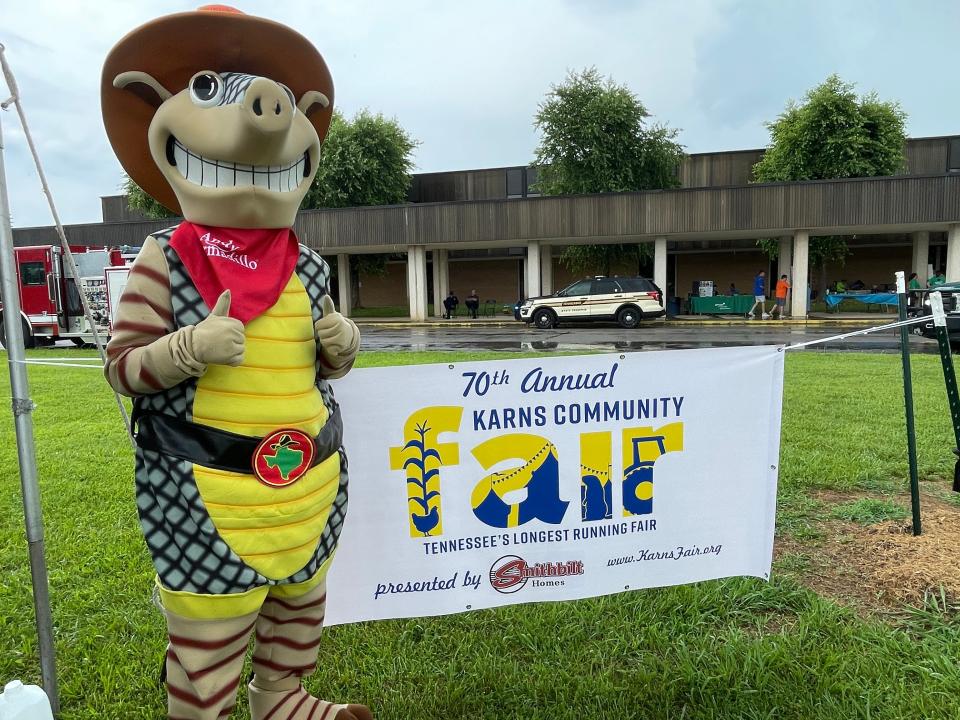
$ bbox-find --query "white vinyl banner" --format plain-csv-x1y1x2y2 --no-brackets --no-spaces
325,346,784,625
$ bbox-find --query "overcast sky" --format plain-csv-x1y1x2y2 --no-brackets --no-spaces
2,0,958,228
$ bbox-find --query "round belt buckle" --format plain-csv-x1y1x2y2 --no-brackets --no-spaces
252,429,316,488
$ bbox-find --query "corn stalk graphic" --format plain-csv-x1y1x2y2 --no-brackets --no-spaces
405,421,442,536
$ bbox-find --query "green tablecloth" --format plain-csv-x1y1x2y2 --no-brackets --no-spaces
689,295,756,314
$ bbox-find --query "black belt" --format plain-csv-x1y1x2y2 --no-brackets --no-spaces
133,405,342,477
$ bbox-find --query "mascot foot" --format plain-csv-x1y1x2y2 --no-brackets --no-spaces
248,680,372,720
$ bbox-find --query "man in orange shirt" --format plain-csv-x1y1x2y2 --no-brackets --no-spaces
771,274,791,318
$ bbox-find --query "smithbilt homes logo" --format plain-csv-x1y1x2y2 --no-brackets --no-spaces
488,555,585,594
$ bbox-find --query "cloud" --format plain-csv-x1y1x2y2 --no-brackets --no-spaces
688,0,960,151
1,0,956,228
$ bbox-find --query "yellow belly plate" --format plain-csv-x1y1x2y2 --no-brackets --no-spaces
191,274,339,580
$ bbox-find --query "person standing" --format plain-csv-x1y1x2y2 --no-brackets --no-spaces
771,274,790,318
465,289,480,318
929,269,946,287
908,272,923,308
747,270,767,319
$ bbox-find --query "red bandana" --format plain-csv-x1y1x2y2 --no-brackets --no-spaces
169,221,300,324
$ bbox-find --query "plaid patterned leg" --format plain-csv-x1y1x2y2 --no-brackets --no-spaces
164,608,258,720
248,582,373,720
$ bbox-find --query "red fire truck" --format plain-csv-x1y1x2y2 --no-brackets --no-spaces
0,244,136,348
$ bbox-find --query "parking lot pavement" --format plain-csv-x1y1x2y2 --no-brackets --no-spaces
6,315,928,354
357,319,936,353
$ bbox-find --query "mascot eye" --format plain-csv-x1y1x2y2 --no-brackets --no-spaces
189,72,224,107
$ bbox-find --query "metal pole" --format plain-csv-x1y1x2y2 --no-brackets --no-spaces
0,106,60,710
0,45,133,446
896,271,922,536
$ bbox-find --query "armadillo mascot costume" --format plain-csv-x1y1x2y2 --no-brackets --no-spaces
101,7,372,719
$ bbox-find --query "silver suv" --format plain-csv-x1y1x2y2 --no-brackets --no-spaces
518,276,665,329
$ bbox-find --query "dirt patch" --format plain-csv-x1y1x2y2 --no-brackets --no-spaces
811,489,858,504
777,491,960,612
776,521,887,610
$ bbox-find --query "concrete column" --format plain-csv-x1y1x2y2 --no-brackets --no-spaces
778,236,792,315
336,254,352,317
431,250,440,318
540,244,553,295
791,230,809,319
945,224,960,283
431,249,448,318
405,247,417,320
778,235,792,279
912,231,930,285
653,237,667,298
526,241,541,298
406,245,428,321
437,249,449,312
417,246,429,320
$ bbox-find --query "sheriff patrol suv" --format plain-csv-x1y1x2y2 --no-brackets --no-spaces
914,282,960,347
518,276,665,329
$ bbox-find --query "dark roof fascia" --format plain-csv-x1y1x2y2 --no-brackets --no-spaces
297,172,958,216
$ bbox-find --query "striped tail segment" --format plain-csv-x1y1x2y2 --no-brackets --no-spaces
164,608,259,720
249,582,373,720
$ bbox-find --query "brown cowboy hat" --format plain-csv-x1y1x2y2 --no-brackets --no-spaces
101,4,334,215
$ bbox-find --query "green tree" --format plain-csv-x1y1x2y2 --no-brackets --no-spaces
554,244,652,279
532,67,684,277
123,174,177,219
306,110,417,209
754,75,907,267
305,109,419,307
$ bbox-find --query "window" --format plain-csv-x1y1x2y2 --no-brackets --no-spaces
618,278,655,292
525,166,540,196
592,279,621,295
507,168,524,198
19,261,45,286
950,139,960,173
562,280,593,296
507,166,543,198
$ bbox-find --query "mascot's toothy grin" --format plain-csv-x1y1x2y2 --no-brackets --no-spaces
166,136,311,191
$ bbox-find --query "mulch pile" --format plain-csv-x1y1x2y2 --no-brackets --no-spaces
857,509,960,603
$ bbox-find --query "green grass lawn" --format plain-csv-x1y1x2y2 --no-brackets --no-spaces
2,349,960,719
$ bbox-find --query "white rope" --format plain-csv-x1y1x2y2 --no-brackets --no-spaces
12,359,105,369
0,47,133,445
15,356,101,361
784,314,928,351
